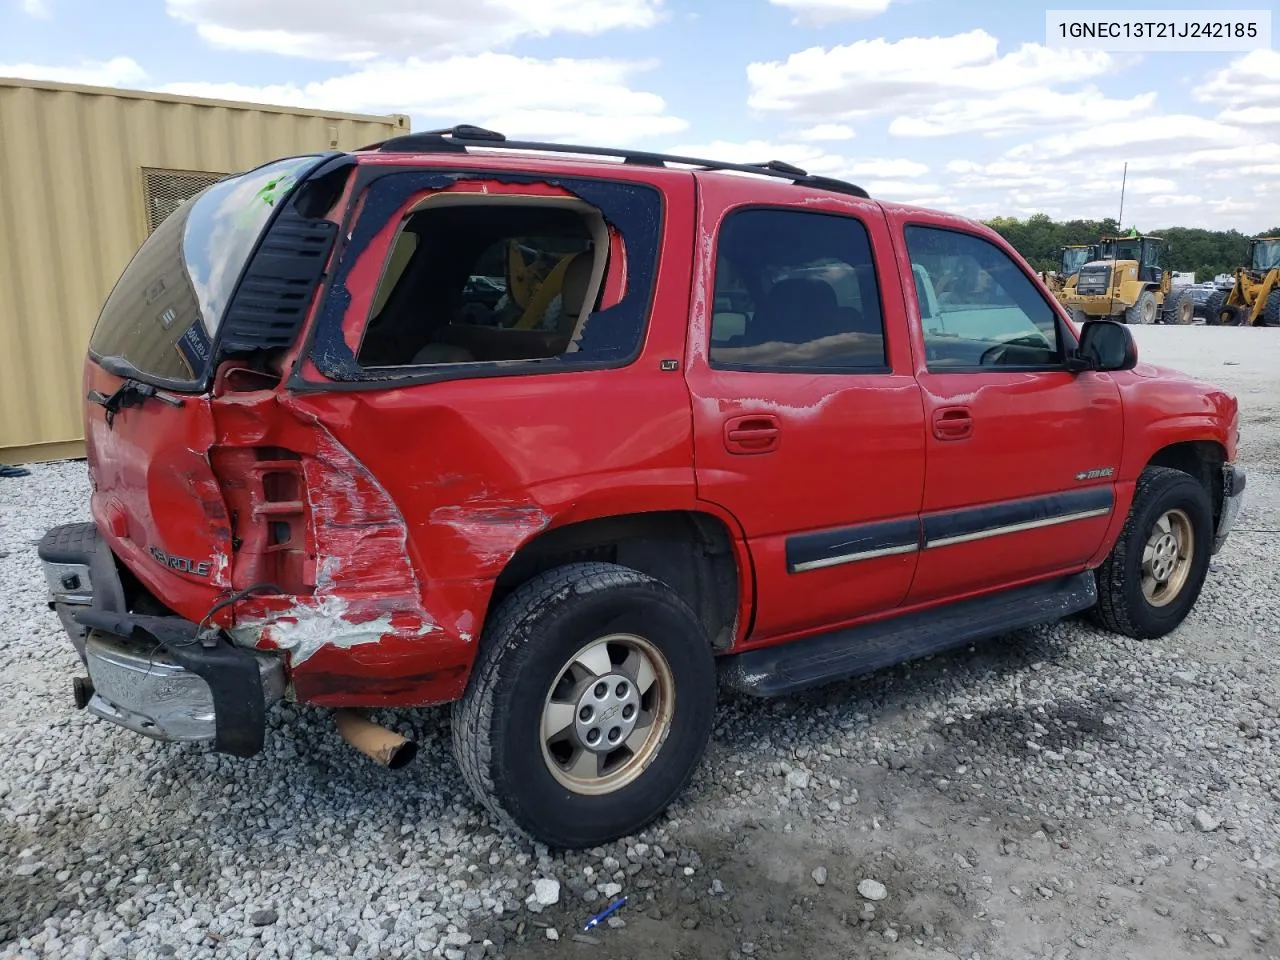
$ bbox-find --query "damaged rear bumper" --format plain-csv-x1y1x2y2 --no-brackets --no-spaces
38,523,285,757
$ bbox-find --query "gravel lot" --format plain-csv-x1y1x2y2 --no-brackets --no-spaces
3,325,1279,960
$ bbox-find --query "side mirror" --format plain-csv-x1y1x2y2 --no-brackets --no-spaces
1071,319,1137,373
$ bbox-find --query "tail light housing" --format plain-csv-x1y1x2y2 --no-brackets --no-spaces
210,446,314,595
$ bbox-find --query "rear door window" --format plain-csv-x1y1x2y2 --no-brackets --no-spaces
708,207,888,372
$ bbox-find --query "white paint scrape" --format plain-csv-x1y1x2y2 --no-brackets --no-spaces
231,595,435,666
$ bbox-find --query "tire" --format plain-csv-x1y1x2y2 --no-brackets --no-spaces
1262,290,1280,327
1069,308,1090,326
1091,466,1213,640
451,562,717,849
1204,290,1226,325
1160,289,1194,325
1125,289,1157,325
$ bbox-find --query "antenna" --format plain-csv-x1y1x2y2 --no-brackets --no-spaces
1117,161,1128,233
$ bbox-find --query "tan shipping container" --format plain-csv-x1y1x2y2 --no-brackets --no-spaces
0,77,409,465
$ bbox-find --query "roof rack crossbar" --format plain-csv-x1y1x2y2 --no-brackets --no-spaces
364,125,870,199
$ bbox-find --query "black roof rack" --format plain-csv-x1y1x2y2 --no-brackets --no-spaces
355,124,870,199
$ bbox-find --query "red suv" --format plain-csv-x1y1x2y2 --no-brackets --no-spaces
39,126,1245,849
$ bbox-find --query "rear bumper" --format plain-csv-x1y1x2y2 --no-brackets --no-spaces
37,523,285,757
1214,463,1246,555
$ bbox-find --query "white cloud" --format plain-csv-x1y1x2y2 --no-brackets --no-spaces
165,0,665,61
768,0,896,25
1005,114,1251,162
661,138,927,188
794,123,856,142
747,30,1119,123
890,87,1156,138
160,54,687,144
0,56,147,86
1195,49,1280,109
21,0,51,17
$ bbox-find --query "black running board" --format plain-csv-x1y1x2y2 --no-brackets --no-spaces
720,572,1097,698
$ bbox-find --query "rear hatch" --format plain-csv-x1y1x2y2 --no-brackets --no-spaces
81,154,343,621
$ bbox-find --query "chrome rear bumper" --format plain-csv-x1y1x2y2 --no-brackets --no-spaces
38,522,285,756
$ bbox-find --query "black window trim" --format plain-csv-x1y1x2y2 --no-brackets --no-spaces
706,202,893,377
286,166,666,394
901,219,1079,376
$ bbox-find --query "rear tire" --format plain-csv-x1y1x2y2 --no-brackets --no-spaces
1125,290,1157,325
451,562,717,849
1091,467,1213,640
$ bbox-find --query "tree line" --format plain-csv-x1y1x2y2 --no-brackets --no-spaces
984,213,1280,281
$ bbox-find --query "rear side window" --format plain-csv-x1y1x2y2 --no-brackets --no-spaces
356,203,606,368
904,225,1063,371
708,208,887,372
309,172,664,383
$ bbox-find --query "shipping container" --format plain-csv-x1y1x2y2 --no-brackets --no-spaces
0,76,409,465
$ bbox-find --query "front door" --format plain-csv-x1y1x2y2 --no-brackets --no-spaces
686,177,927,645
892,219,1124,605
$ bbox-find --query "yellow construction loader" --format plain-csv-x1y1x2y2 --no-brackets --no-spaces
1061,232,1193,325
1041,244,1097,302
1205,234,1280,326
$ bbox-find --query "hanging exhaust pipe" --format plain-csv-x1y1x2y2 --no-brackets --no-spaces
334,709,419,769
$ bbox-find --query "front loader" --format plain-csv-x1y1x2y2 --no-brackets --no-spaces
1061,232,1194,326
1206,235,1280,326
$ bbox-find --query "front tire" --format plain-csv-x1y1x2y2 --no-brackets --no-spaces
1205,290,1226,325
1264,290,1280,327
1161,289,1194,325
1092,467,1213,639
1125,290,1157,325
451,562,717,848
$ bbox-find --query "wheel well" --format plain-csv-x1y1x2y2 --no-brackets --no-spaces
1146,441,1225,523
490,511,741,650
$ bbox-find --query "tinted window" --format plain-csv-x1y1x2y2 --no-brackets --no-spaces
89,154,320,385
709,208,887,371
904,225,1062,370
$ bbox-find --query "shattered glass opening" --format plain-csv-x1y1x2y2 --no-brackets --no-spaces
356,200,612,368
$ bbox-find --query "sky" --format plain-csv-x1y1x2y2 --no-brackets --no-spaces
3,0,1279,233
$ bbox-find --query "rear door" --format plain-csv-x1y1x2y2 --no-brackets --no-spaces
889,214,1124,605
685,176,926,644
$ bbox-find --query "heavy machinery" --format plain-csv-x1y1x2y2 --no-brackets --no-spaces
1062,231,1194,325
1041,244,1097,301
1205,234,1280,326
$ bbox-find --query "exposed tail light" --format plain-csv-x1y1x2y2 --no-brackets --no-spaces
209,446,315,596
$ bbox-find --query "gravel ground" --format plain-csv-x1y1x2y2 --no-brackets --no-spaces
3,325,1279,960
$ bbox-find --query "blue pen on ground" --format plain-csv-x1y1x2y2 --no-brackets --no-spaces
583,896,627,931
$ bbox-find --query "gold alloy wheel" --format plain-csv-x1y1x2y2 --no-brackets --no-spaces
1141,508,1194,607
540,633,676,796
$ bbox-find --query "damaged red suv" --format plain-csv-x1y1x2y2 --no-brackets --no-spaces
40,126,1245,849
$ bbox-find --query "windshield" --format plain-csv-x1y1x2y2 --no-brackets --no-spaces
1253,239,1280,271
1061,248,1090,275
1099,239,1140,261
88,154,320,388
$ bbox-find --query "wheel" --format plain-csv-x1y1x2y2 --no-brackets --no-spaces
1069,308,1090,326
1091,466,1213,640
451,562,717,848
1204,290,1226,325
1161,289,1194,325
1222,304,1247,326
1263,291,1280,327
1125,290,1157,325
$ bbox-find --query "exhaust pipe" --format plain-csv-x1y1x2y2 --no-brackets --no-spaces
334,709,418,769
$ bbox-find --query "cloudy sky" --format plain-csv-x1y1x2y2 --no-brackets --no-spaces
4,0,1279,232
